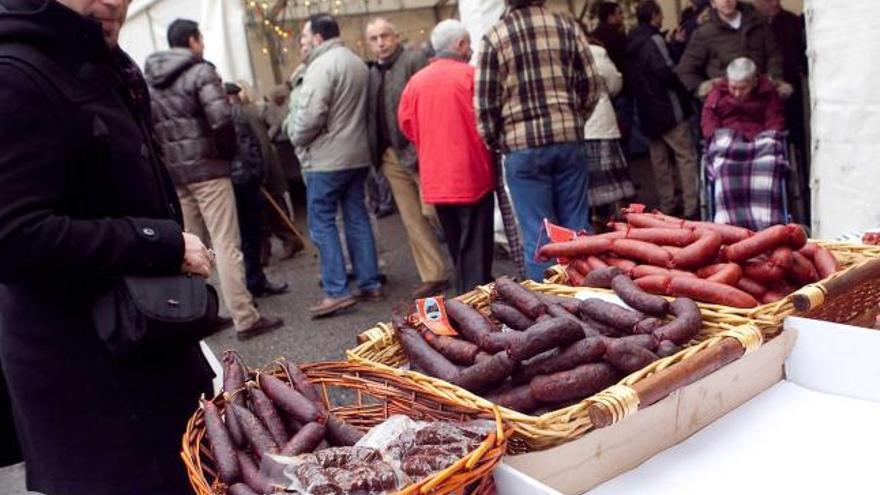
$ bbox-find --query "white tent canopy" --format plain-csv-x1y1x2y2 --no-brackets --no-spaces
119,0,254,85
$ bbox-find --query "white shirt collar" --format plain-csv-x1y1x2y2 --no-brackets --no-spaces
724,11,743,29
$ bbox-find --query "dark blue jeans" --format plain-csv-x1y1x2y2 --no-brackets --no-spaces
305,168,381,298
505,142,591,281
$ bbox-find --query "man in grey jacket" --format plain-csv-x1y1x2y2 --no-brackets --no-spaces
291,14,381,318
147,19,283,338
366,18,449,300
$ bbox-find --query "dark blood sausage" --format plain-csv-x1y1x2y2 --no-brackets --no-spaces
505,317,585,362
222,351,248,402
249,387,289,447
789,251,820,285
537,237,614,261
672,229,722,269
494,276,547,319
530,363,619,403
603,256,638,273
237,451,274,494
258,373,321,424
224,395,247,449
536,293,581,314
229,403,279,458
201,399,241,484
474,351,493,363
511,337,606,384
669,277,758,308
490,301,535,331
652,297,702,345
396,325,461,382
623,227,696,247
743,259,785,286
611,274,670,316
633,317,664,335
485,384,541,414
736,276,768,299
278,359,323,406
582,315,625,337
656,340,681,358
479,331,519,353
446,299,497,345
280,421,326,456
545,303,600,338
584,266,624,288
617,333,660,352
724,224,789,263
611,238,672,267
419,327,480,365
228,483,259,495
605,339,660,373
325,415,364,447
451,352,515,393
578,298,645,332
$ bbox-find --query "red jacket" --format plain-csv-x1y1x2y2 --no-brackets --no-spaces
398,57,494,204
701,76,786,140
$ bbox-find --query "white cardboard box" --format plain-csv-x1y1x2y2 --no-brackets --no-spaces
496,318,880,494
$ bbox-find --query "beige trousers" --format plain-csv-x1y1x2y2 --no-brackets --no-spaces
176,177,260,330
380,150,447,283
647,121,700,218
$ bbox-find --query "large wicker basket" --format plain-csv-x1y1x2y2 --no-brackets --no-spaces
348,281,764,452
182,362,511,495
543,240,880,337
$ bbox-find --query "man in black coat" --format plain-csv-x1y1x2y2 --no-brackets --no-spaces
627,0,699,218
0,0,217,493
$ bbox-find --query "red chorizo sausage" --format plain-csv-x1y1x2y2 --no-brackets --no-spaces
624,212,687,229
586,256,608,269
634,274,672,296
789,251,819,286
603,256,638,273
566,265,587,286
623,227,696,247
669,277,758,308
769,246,794,270
744,259,785,286
705,263,742,286
812,246,840,278
736,276,768,299
612,238,672,267
650,211,753,244
537,237,614,261
724,225,789,263
672,229,722,269
786,224,808,250
569,258,592,276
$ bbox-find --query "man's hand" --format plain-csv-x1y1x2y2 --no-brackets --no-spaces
181,232,214,277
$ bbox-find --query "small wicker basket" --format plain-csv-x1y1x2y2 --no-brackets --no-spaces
182,362,510,495
543,241,880,336
348,280,762,452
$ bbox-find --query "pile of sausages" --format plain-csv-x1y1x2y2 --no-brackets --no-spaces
202,352,365,494
395,276,703,415
540,209,841,308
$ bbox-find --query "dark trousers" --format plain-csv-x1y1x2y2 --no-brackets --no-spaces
435,193,495,295
233,180,268,291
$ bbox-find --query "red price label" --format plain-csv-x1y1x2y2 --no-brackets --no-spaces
415,296,457,336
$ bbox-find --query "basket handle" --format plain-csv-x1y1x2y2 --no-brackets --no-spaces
792,257,880,311
588,328,761,428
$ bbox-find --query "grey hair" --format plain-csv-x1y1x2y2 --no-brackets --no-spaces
726,57,758,83
430,19,469,54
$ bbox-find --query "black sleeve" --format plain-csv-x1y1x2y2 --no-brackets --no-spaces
0,66,184,283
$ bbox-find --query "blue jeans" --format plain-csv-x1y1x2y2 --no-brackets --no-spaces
505,142,591,281
305,168,381,298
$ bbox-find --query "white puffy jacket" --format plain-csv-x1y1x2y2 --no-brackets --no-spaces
583,44,622,140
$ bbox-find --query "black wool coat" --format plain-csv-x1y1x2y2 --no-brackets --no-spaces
0,1,213,494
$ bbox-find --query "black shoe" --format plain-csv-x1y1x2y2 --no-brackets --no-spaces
250,281,289,297
236,316,283,341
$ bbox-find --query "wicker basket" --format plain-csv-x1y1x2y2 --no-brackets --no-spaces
182,362,510,495
543,241,880,337
347,281,762,452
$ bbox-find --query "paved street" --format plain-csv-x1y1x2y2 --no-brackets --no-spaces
0,157,659,494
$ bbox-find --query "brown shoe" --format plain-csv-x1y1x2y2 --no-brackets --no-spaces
237,316,283,341
354,288,385,302
280,239,305,260
410,280,450,300
309,296,357,318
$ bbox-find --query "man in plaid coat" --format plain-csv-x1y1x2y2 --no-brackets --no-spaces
475,0,600,281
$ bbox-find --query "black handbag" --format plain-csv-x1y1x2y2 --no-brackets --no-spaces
91,274,223,357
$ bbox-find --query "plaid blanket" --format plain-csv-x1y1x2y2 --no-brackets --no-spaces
704,130,790,231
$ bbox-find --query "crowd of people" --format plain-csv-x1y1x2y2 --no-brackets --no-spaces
0,0,810,493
